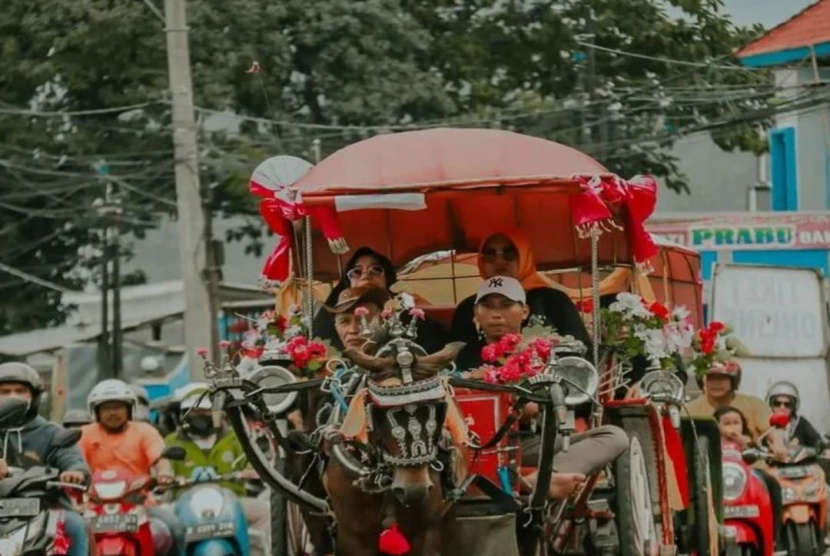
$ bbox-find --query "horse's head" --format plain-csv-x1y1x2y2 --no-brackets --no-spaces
346,328,465,504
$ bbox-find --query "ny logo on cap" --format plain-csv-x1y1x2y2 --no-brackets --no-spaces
489,278,504,288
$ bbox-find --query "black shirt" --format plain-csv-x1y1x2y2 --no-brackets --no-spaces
451,287,592,371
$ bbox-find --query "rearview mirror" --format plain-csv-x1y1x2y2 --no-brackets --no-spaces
53,428,82,449
769,412,789,429
0,397,29,429
161,446,186,461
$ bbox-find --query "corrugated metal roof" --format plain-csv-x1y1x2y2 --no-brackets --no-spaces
737,0,830,59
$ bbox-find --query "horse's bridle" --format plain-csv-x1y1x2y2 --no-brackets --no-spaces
366,375,447,467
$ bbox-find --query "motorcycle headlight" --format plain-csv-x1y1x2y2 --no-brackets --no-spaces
190,487,224,519
95,480,126,501
723,462,748,501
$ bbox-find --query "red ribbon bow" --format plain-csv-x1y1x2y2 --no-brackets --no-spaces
251,179,346,286
569,174,657,263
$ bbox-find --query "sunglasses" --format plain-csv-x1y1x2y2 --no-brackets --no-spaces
772,399,793,409
347,265,385,281
481,247,519,263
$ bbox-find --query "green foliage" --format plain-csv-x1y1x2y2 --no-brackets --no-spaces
0,0,771,334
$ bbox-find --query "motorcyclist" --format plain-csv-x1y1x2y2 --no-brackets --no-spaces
62,408,92,429
129,383,153,424
0,362,90,556
79,378,185,556
165,383,271,556
686,361,788,547
765,381,823,449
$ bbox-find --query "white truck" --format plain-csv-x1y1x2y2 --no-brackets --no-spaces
710,263,830,434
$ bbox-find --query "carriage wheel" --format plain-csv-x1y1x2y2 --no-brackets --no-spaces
614,435,659,556
271,461,313,556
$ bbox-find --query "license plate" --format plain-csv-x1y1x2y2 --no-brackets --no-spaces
186,522,235,541
92,514,139,533
0,498,40,518
778,466,811,479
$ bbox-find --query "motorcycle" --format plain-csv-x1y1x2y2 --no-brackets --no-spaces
86,445,185,556
741,412,828,556
0,398,88,556
720,440,775,556
767,445,827,556
171,466,253,556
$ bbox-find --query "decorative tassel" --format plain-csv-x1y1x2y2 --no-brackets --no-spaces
378,523,411,555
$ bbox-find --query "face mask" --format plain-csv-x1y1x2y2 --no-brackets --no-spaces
185,415,214,437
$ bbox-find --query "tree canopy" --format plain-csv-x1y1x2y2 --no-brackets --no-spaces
0,0,769,334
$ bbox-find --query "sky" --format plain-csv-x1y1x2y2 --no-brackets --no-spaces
721,0,815,28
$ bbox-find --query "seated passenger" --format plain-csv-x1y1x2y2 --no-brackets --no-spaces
314,247,446,352
458,277,628,499
451,228,591,355
714,406,753,450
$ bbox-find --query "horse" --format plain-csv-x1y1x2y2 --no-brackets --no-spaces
322,329,468,556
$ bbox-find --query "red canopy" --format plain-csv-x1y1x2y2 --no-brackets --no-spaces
292,128,609,195
258,128,655,283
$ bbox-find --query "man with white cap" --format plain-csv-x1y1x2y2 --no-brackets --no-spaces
457,276,628,499
165,383,271,556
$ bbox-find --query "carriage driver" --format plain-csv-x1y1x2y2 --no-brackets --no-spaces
458,277,629,499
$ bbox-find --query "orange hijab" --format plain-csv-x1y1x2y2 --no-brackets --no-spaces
477,228,551,291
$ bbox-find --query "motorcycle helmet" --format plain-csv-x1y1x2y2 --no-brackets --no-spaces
700,360,742,390
87,379,137,420
62,409,92,429
0,362,43,421
128,383,152,422
766,380,799,412
178,383,216,437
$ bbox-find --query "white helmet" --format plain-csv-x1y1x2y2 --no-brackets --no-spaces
88,379,137,420
177,382,213,411
128,384,150,406
766,381,800,412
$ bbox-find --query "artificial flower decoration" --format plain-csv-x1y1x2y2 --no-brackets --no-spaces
478,327,576,385
687,321,750,381
600,292,694,370
230,303,336,379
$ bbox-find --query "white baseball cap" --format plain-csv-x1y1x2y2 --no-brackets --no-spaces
475,276,526,304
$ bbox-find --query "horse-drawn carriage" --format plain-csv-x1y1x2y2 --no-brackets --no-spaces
205,128,722,556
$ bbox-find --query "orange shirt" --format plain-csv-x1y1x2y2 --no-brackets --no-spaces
79,421,166,477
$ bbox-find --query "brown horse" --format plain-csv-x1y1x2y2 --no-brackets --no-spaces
322,340,468,556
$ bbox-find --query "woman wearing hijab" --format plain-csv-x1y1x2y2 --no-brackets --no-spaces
450,228,591,358
313,246,447,352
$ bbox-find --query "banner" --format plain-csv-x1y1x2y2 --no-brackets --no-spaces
647,212,830,251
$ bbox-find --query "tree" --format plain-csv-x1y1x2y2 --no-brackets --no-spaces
0,0,770,334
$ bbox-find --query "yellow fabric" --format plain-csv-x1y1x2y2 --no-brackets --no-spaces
477,228,551,291
684,393,773,443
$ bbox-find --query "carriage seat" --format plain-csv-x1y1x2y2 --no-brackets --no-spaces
424,304,456,331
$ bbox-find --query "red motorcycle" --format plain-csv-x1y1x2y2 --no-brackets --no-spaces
85,469,171,556
721,440,775,556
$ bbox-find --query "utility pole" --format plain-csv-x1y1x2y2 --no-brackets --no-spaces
94,162,124,379
164,0,215,374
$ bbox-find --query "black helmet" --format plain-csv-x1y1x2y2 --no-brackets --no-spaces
62,409,92,429
0,362,43,421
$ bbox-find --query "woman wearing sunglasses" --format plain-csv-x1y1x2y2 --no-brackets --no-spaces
450,228,590,363
313,246,447,352
765,381,823,450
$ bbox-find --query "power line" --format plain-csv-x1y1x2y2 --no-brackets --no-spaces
574,41,762,71
0,101,162,117
0,261,73,293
